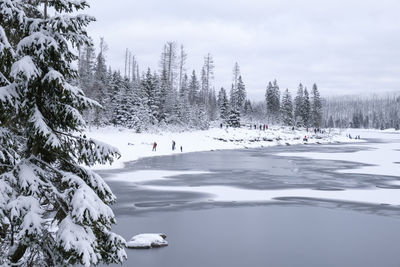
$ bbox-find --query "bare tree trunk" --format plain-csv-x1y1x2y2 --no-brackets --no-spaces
178,45,187,91
10,244,28,265
44,0,48,18
124,48,128,78
128,51,131,81
131,54,136,82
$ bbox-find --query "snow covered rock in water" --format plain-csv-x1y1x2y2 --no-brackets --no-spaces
126,233,168,249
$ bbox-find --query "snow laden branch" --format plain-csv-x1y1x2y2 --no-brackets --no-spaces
0,0,126,266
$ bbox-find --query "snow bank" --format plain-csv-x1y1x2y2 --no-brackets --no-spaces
87,126,360,170
126,233,168,249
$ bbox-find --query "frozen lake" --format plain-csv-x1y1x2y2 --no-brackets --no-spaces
99,131,400,267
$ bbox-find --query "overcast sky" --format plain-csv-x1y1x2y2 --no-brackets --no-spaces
86,0,400,100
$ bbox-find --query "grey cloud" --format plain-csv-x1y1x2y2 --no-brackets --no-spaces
86,0,400,100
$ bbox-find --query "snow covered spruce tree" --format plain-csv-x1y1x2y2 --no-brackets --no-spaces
227,107,241,127
265,80,280,123
217,87,229,122
311,83,322,128
294,83,304,127
0,1,126,266
281,89,294,126
302,87,311,127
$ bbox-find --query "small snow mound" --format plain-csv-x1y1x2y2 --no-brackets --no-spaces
126,233,168,249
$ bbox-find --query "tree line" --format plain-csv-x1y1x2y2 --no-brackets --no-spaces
323,93,400,130
78,39,324,131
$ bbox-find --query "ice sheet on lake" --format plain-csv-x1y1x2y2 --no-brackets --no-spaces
110,170,400,207
146,184,400,206
105,130,400,208
278,141,400,177
107,170,210,184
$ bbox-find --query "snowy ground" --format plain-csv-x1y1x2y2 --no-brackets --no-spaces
87,126,360,170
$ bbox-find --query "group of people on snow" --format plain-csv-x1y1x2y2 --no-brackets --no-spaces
347,134,361,139
242,124,269,130
152,140,182,152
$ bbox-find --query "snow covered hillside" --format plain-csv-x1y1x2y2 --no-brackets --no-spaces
87,126,361,170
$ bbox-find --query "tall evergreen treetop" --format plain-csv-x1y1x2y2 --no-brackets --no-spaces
236,75,246,111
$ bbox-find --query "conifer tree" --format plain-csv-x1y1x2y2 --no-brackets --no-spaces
141,68,159,124
227,107,241,128
311,83,322,128
201,53,214,105
294,83,304,126
0,1,126,265
243,100,253,115
208,89,218,120
178,73,191,124
265,80,280,122
281,89,294,126
188,70,199,105
109,70,124,125
327,115,335,128
114,74,131,126
78,39,95,94
272,79,281,114
191,105,209,129
158,69,168,122
302,87,311,127
217,87,229,121
230,83,237,109
91,38,108,125
236,75,246,111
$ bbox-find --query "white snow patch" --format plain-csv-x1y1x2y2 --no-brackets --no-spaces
388,180,400,186
11,56,41,79
126,233,168,249
146,185,400,206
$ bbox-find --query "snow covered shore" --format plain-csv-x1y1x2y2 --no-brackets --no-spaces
87,126,361,170
99,129,400,207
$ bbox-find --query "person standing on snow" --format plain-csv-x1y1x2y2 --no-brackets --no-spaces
172,140,176,151
152,142,157,151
